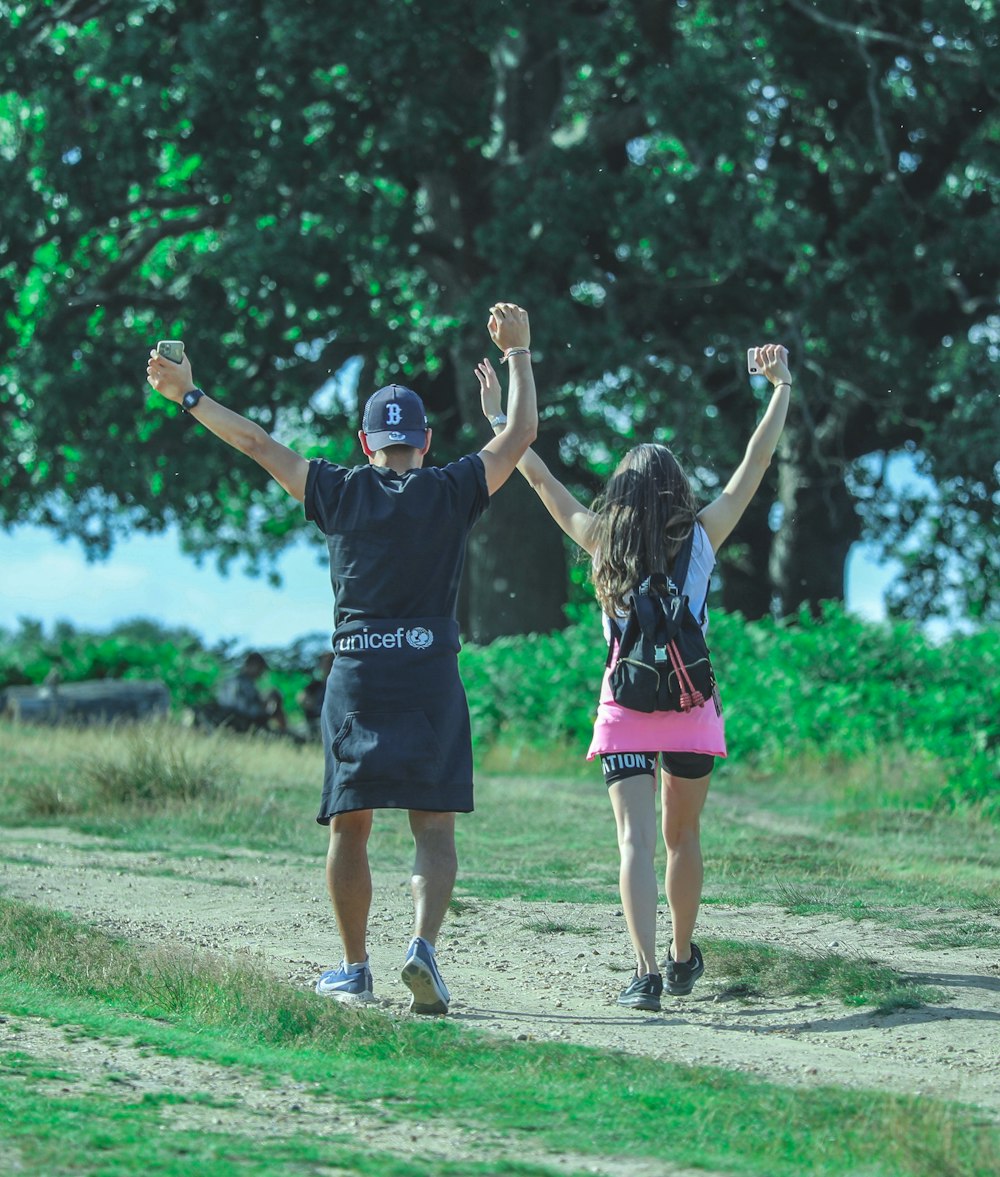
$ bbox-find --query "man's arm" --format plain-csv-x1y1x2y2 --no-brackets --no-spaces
146,349,310,502
475,303,538,495
698,344,792,552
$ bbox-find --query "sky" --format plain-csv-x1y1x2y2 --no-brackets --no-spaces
0,519,903,652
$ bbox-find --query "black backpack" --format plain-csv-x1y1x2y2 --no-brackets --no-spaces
607,531,716,714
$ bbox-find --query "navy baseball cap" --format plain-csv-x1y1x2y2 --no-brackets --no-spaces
361,384,428,450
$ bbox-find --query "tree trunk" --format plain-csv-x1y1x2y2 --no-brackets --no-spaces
717,491,775,620
431,337,568,644
458,432,570,643
770,425,860,617
460,474,569,644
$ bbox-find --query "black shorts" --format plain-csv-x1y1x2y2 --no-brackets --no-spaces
600,750,715,786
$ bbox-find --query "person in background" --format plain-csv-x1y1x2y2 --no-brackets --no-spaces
478,344,792,1011
146,302,536,1015
215,651,287,734
298,651,334,739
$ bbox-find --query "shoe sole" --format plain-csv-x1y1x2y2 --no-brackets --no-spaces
617,996,661,1011
401,959,449,1015
316,986,375,1004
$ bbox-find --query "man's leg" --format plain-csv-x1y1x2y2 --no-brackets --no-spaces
326,809,374,962
407,809,457,944
401,810,456,1015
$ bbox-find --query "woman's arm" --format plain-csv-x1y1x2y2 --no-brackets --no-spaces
476,304,538,496
476,358,598,554
697,343,792,552
146,349,310,502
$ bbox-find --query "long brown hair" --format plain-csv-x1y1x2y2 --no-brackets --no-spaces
590,444,698,616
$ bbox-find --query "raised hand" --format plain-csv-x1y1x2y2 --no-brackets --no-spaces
487,303,530,354
750,344,792,389
475,357,503,420
146,348,196,402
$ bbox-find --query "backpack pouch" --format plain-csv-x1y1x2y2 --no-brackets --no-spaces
609,656,661,714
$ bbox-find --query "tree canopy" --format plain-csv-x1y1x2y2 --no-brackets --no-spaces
2,0,998,639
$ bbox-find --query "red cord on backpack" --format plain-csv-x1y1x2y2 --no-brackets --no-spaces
666,640,705,712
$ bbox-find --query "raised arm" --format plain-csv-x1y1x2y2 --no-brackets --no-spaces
697,343,792,552
146,349,310,502
476,358,598,554
476,303,538,495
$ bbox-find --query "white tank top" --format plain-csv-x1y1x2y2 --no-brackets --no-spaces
601,521,717,641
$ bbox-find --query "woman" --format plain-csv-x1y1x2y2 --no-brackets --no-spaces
478,345,792,1010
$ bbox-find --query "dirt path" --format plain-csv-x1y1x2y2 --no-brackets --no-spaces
2,825,998,1126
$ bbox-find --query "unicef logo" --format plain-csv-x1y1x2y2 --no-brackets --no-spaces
405,627,434,650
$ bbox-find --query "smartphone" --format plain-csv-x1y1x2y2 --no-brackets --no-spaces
157,339,185,364
747,348,760,375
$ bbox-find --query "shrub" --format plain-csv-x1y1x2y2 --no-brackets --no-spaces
3,609,996,815
461,604,998,815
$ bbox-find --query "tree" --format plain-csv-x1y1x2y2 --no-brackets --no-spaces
2,0,997,640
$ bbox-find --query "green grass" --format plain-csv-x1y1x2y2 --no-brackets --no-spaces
706,939,942,1012
0,1063,541,1176
0,719,997,1174
1,897,996,1177
1,720,996,934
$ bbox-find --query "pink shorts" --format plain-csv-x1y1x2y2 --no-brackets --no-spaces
586,664,728,761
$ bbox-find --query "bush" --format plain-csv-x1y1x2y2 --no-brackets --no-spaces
0,617,329,715
461,604,998,816
2,609,996,815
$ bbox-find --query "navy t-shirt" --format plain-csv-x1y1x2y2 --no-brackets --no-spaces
304,455,490,629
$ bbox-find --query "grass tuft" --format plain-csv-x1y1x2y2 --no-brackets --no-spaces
707,939,943,1009
76,722,237,807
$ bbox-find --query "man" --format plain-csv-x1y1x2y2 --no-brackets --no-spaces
215,651,287,734
146,304,535,1014
297,651,334,739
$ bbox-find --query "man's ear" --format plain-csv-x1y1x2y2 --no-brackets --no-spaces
420,428,432,456
359,430,376,459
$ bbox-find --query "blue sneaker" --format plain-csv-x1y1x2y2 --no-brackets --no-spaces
315,959,374,1003
401,936,450,1015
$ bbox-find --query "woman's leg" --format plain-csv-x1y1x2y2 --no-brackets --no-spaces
661,769,711,964
608,772,659,976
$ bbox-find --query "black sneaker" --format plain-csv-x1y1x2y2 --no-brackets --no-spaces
665,943,704,996
617,972,663,1011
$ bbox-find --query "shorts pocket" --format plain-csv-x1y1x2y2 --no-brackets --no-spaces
331,710,442,786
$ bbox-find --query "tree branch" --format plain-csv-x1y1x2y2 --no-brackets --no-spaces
65,212,221,306
784,0,972,62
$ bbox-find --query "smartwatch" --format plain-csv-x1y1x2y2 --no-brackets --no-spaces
182,387,205,412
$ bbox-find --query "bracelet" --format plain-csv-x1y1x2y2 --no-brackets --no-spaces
501,347,531,364
776,381,792,389
488,413,508,429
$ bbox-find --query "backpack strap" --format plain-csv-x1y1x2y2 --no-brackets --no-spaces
605,577,655,668
632,577,660,636
669,528,710,624
604,619,619,669
668,528,696,597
